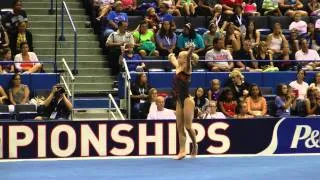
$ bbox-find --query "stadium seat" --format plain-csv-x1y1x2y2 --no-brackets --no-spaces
173,16,186,30
128,16,144,31
188,16,206,29
248,16,271,35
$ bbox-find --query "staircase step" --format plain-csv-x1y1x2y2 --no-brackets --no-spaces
28,15,89,21
77,68,111,75
30,21,89,28
33,41,99,48
75,89,117,95
75,76,115,83
24,8,85,15
24,2,82,9
75,83,114,90
74,98,113,109
38,55,106,61
33,34,97,41
31,28,94,34
34,48,102,55
45,61,108,69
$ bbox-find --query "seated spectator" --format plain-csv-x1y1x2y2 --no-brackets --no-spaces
119,43,145,71
275,83,297,117
305,87,320,116
246,84,267,116
230,5,248,34
0,86,8,105
307,23,320,52
0,23,9,49
255,41,274,70
141,88,158,118
275,43,295,71
147,96,176,119
120,0,138,15
133,21,159,56
196,0,218,16
289,13,307,34
208,79,221,101
0,48,14,73
200,101,226,119
160,0,181,16
10,21,33,55
137,0,158,14
158,3,174,24
289,69,309,100
95,0,114,21
288,29,300,55
224,23,241,53
266,23,288,58
156,20,177,56
218,87,237,117
205,36,234,72
234,39,260,71
145,7,160,31
234,101,254,118
220,0,242,15
8,73,30,105
106,21,134,75
243,20,260,48
194,87,209,117
176,0,197,16
102,1,128,39
210,4,228,31
203,23,219,51
262,0,281,15
34,85,72,120
279,0,308,17
177,23,205,55
225,69,251,101
295,38,320,71
2,0,28,35
131,73,152,119
242,0,259,16
14,42,42,73
308,0,320,16
309,72,320,92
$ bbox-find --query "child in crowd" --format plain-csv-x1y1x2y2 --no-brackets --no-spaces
176,0,197,16
308,0,320,16
218,87,237,117
194,87,209,117
234,101,254,118
145,7,160,31
200,101,226,119
275,84,297,117
289,13,308,34
120,43,145,71
208,79,221,101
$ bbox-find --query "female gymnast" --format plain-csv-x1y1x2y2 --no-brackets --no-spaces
169,45,199,160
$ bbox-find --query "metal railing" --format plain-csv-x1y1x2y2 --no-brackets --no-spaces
108,94,125,120
59,1,78,75
122,58,132,119
61,58,75,120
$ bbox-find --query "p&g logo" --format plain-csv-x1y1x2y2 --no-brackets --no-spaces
290,125,320,149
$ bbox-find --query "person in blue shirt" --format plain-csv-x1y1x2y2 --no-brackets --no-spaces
177,23,205,55
120,43,146,72
158,3,173,23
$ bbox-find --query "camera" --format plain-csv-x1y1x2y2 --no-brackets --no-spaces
55,86,65,96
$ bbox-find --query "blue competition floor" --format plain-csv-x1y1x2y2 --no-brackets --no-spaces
1,156,319,180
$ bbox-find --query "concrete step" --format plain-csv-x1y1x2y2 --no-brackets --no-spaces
77,68,111,75
37,55,106,61
29,21,89,29
25,8,85,15
24,2,82,9
49,61,108,69
23,0,80,2
28,15,89,21
33,41,100,48
75,76,116,83
33,34,97,41
34,48,102,55
75,83,114,90
31,28,94,34
74,89,117,95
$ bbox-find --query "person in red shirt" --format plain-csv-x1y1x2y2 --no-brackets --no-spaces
220,0,243,15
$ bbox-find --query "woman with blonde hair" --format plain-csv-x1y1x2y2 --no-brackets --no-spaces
168,45,199,160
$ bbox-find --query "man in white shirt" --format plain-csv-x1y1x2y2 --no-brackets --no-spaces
295,39,320,70
205,37,234,72
147,96,176,120
200,101,226,119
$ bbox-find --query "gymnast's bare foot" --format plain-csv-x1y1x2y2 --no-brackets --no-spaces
173,152,186,160
191,144,198,158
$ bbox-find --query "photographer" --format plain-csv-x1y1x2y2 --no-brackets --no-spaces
35,85,73,120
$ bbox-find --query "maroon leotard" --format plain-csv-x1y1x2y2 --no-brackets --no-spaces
173,71,191,108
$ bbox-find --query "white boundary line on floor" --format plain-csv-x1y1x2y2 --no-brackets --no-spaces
1,153,320,163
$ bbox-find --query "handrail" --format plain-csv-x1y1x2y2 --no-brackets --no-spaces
62,58,75,81
60,76,72,97
123,58,132,80
108,94,125,120
61,58,75,120
122,58,132,119
59,1,78,75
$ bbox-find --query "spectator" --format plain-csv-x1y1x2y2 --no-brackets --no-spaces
288,29,300,55
305,87,320,116
205,36,234,72
0,23,9,49
133,21,159,56
243,0,259,16
196,0,219,16
246,84,267,116
137,0,158,14
266,23,288,58
14,42,42,73
218,87,237,117
230,5,248,34
289,69,309,100
119,43,145,72
102,1,128,39
0,86,8,105
307,23,320,52
194,87,209,117
177,23,205,55
220,0,243,15
8,73,30,105
309,72,320,92
289,13,307,34
176,0,197,16
120,0,138,15
224,23,241,53
275,43,295,71
234,39,259,71
203,23,219,51
308,0,320,16
141,88,158,118
145,7,160,31
2,0,28,35
147,96,176,119
0,48,14,74
159,0,181,16
261,0,282,15
106,21,134,75
131,73,152,119
10,21,33,55
225,69,251,101
275,83,297,117
295,38,320,70
200,100,226,119
279,0,308,17
234,101,254,118
244,20,260,48
158,3,174,23
208,79,221,101
255,41,274,70
156,20,177,56
210,4,228,31
95,0,114,21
